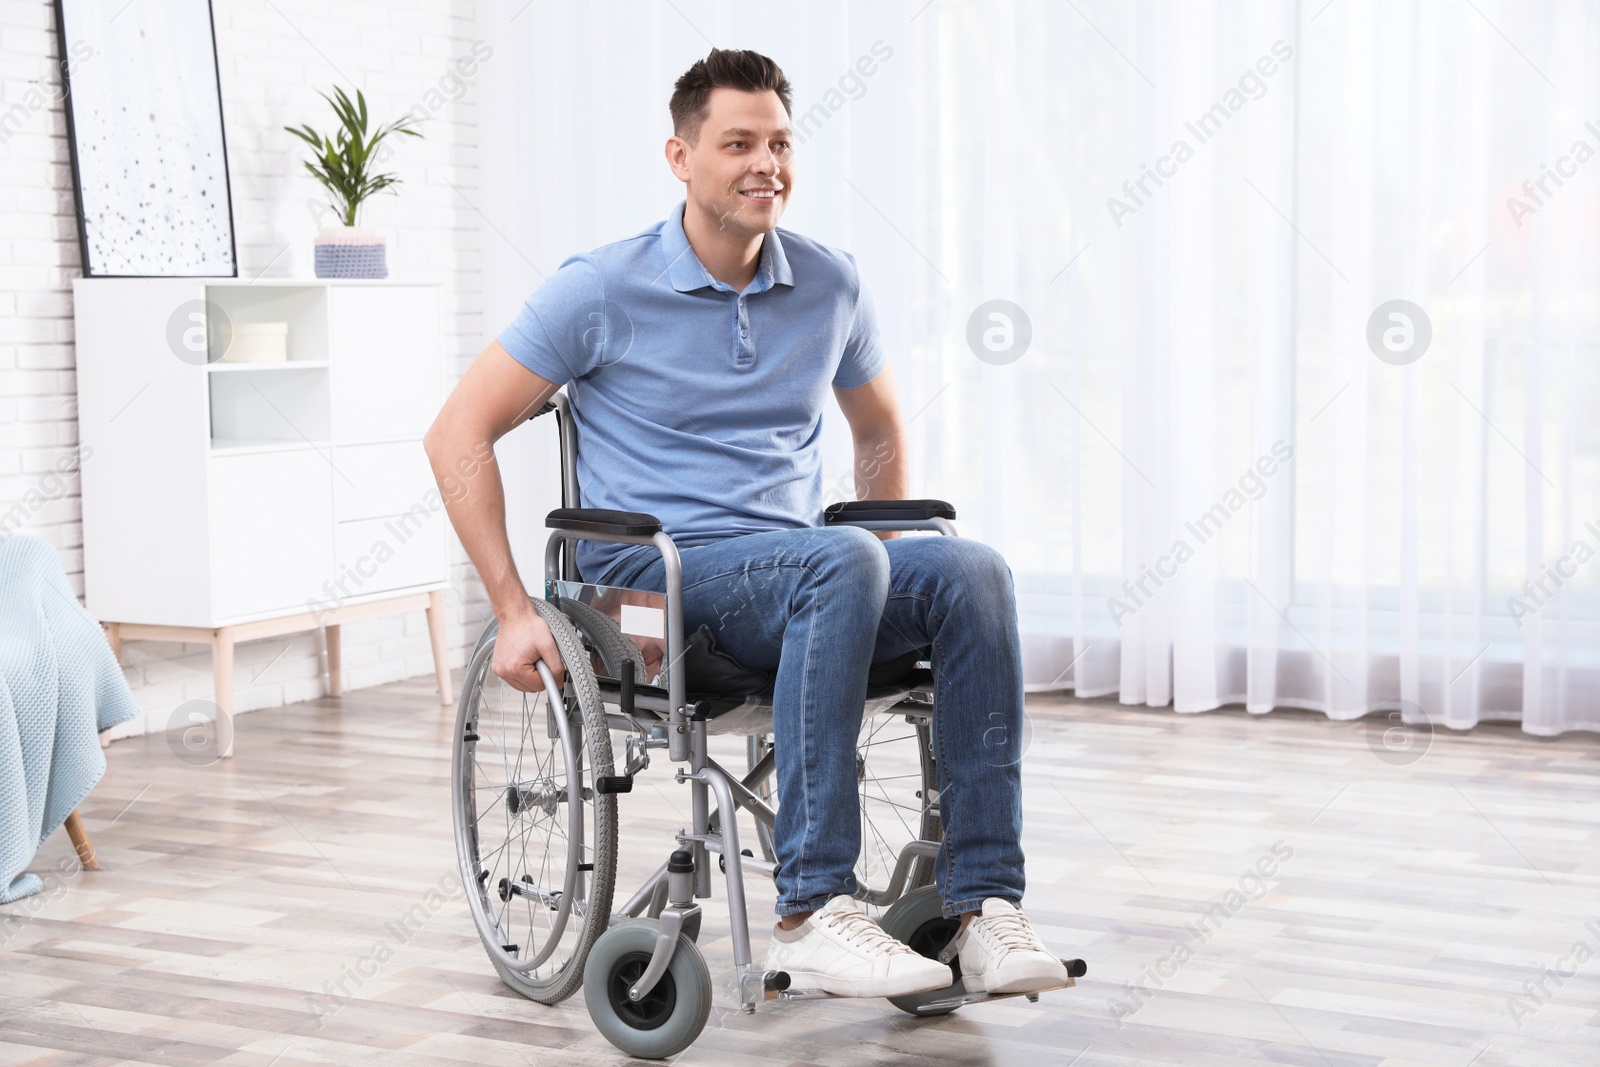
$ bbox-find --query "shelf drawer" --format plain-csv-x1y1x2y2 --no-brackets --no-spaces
333,440,433,522
334,514,446,595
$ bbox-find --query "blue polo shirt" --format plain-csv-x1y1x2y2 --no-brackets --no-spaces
497,201,887,584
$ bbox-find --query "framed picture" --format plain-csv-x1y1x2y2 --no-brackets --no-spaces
54,0,237,277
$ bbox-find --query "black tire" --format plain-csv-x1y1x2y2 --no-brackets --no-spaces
583,919,713,1060
880,885,963,1016
452,597,618,1005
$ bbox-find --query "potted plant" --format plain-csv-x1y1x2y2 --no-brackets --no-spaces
286,86,423,278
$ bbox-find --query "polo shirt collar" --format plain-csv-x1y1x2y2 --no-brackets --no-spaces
660,200,794,294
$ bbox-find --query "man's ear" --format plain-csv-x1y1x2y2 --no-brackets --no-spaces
664,136,691,182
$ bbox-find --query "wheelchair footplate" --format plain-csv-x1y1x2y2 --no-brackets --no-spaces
905,958,1085,1014
774,957,1087,1012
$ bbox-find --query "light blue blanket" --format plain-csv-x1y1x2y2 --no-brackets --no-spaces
1,535,141,903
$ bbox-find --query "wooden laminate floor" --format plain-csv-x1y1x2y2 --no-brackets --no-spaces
3,678,1597,1066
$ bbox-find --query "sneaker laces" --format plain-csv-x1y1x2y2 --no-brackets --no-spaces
818,905,914,956
976,909,1043,954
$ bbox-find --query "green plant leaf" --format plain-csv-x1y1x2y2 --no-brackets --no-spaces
283,124,322,151
290,84,428,224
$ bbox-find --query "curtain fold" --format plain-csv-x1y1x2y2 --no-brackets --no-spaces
480,0,1600,735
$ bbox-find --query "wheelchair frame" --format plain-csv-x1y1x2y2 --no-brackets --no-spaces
452,392,1083,1057
539,393,970,1014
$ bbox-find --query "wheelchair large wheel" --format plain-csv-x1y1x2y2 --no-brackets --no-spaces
855,706,941,902
744,704,942,909
556,595,648,682
451,597,617,1004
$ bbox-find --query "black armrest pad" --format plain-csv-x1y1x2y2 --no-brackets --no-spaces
547,508,663,537
824,499,956,523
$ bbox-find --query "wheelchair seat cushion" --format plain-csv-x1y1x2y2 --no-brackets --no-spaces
683,624,775,697
682,625,925,701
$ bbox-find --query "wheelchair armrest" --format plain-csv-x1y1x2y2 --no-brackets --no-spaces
824,499,957,523
547,507,663,537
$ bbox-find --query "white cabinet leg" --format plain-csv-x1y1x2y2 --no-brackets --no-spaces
426,588,452,706
211,627,236,759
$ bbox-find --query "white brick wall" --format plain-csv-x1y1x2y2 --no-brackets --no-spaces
0,0,493,741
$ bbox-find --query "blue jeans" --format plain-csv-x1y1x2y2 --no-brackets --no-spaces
601,525,1027,919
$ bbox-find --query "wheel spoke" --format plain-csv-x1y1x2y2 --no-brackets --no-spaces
850,708,938,901
857,732,921,749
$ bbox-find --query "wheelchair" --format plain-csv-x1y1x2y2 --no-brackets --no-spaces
449,393,1086,1058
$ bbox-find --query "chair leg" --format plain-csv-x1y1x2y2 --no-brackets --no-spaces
211,627,236,759
325,623,343,698
63,810,99,871
426,588,453,706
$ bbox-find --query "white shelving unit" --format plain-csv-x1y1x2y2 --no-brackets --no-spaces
74,278,454,756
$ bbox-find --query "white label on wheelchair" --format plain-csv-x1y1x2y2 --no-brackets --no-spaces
620,603,665,639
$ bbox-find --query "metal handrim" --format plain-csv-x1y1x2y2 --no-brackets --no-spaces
453,639,592,979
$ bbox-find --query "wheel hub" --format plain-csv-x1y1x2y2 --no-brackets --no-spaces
506,778,564,817
908,918,962,981
608,951,676,1030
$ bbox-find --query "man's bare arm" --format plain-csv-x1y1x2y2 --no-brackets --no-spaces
833,366,909,540
423,341,563,691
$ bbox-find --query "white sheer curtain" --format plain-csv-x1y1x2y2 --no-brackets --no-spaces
477,0,1600,735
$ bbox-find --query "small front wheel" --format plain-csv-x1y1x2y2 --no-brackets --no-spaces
583,919,712,1059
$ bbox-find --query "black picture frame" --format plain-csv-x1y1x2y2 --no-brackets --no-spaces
53,0,238,278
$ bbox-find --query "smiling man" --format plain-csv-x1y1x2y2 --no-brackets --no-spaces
425,48,1065,1001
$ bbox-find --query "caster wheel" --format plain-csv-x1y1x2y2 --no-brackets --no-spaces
583,919,712,1059
880,885,963,1016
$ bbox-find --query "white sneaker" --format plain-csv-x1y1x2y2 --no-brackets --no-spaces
764,895,954,998
955,898,1070,994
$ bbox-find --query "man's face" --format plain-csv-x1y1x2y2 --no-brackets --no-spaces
669,87,793,239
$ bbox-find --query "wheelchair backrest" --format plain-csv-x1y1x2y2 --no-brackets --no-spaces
532,390,584,582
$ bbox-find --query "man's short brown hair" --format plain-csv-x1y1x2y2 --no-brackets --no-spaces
669,48,793,144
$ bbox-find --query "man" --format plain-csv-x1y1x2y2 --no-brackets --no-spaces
424,48,1066,1000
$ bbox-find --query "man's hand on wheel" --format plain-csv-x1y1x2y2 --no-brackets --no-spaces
493,604,566,694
